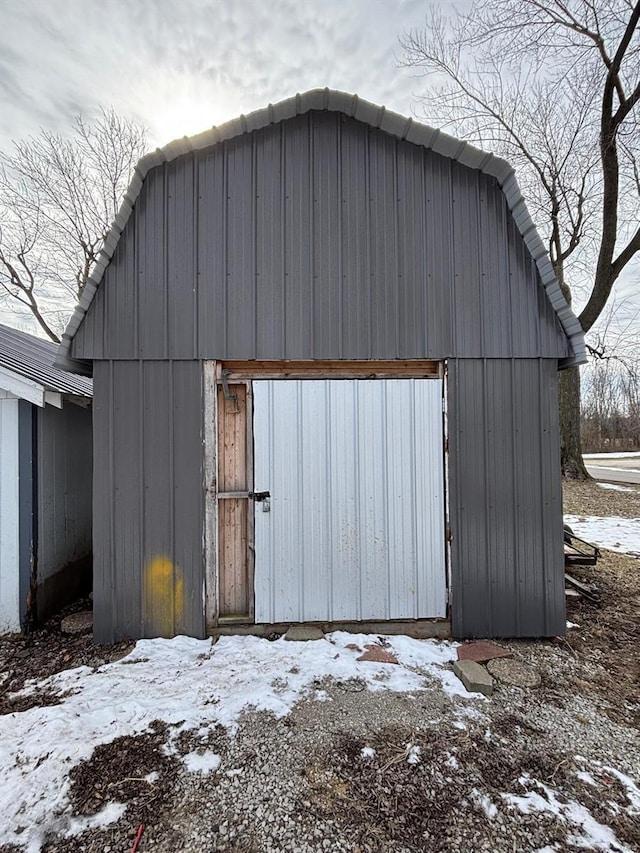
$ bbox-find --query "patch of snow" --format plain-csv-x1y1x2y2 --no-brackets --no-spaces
596,482,635,493
566,621,580,629
563,514,640,555
144,770,159,784
602,766,640,812
446,754,459,769
504,788,556,816
406,744,421,765
0,631,468,851
471,788,498,819
584,452,640,459
360,746,376,759
503,778,634,852
183,751,221,774
576,771,597,786
66,802,126,836
225,768,243,777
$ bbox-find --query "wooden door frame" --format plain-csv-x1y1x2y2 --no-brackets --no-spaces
204,359,448,632
204,361,255,629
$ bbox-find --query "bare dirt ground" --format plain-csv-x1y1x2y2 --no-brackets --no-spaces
1,479,638,853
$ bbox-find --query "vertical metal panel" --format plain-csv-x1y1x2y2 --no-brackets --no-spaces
111,360,142,639
451,162,483,356
253,379,446,623
37,403,92,581
255,124,285,356
284,115,314,358
368,130,399,357
507,218,539,358
167,155,198,359
91,361,114,642
92,360,205,642
424,153,455,357
18,401,34,631
137,170,168,359
340,118,371,358
312,113,342,358
196,146,227,357
396,142,426,357
172,361,206,634
448,358,565,637
0,398,21,632
478,172,512,355
71,110,572,363
226,136,258,358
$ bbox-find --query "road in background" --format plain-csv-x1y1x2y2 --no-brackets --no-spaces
584,453,640,486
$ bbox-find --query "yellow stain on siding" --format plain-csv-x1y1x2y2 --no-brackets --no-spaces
143,555,184,637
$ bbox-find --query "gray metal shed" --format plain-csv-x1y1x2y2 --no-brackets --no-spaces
0,324,93,632
56,90,586,642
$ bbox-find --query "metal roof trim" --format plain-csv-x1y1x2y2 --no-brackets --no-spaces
56,87,586,372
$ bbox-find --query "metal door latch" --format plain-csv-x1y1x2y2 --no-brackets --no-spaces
249,491,271,512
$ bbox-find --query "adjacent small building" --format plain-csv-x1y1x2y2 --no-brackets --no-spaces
55,90,586,643
0,324,92,632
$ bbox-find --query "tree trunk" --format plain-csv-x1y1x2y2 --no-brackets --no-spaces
559,366,590,479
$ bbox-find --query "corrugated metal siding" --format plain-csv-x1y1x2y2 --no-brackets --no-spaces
448,358,565,637
253,379,447,623
0,398,20,632
71,111,570,363
92,360,205,642
37,404,92,582
0,324,92,396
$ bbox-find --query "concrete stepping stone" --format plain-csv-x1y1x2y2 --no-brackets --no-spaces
453,659,494,696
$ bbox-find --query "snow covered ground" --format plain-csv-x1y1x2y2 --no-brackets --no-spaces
564,514,640,555
583,452,640,459
1,629,639,852
0,632,468,851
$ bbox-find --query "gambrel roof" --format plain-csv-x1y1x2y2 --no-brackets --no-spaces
55,89,586,374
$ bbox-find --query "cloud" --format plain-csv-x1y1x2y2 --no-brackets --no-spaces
1,0,636,343
1,0,427,149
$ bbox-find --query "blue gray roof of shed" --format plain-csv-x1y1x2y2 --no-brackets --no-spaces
55,88,586,372
0,323,92,396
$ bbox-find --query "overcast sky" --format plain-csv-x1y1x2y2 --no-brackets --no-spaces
0,0,637,345
1,0,433,151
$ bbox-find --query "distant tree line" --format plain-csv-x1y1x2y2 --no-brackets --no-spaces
581,348,640,453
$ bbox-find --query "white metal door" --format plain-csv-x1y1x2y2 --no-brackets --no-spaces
253,379,446,623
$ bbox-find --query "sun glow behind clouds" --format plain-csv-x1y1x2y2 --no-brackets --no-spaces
151,99,225,147
136,72,244,148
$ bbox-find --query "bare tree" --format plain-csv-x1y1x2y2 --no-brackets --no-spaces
0,109,147,341
401,0,640,478
582,337,640,452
